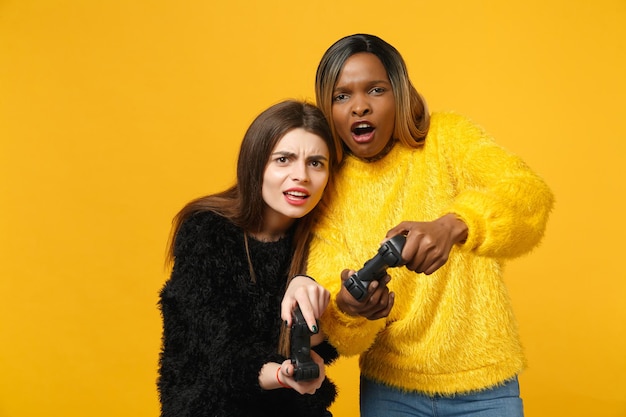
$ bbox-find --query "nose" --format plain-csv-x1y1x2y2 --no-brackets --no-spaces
290,161,310,182
351,94,371,117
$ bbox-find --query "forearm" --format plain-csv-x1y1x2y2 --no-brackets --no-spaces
444,126,554,257
160,287,282,404
309,231,388,355
258,362,287,390
450,174,554,257
320,298,385,356
431,112,554,258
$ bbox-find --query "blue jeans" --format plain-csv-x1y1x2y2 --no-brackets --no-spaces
360,376,524,417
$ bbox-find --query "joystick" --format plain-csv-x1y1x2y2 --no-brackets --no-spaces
343,234,406,301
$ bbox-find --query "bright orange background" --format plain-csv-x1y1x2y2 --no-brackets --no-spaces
1,1,624,416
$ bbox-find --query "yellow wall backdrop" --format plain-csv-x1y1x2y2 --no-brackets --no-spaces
1,1,624,416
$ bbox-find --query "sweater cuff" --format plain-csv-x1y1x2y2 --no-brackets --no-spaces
320,299,381,356
292,274,315,282
445,205,485,253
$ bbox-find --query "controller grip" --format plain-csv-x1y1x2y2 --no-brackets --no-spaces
344,234,406,301
290,307,320,381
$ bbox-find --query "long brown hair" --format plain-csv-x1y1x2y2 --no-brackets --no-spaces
315,33,430,157
166,99,340,356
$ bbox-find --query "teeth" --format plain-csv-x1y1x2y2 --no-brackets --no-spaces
356,123,371,128
286,191,307,197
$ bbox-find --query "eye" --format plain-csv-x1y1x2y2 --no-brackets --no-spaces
273,155,290,165
309,159,326,169
370,87,386,95
333,93,349,102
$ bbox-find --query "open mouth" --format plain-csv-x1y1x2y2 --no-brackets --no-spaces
352,122,374,136
351,122,375,143
284,191,309,200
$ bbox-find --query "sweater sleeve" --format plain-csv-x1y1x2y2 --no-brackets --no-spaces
435,112,555,258
307,227,387,357
157,213,285,417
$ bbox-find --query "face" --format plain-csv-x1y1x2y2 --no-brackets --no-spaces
331,52,396,159
261,128,330,231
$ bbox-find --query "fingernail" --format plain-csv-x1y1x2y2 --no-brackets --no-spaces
312,325,318,334
284,320,289,327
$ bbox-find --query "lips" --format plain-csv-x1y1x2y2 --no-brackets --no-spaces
284,190,309,199
351,121,375,143
283,188,310,205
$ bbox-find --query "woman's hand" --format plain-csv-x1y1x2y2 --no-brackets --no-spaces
387,213,468,275
276,350,326,395
281,275,330,333
335,269,395,320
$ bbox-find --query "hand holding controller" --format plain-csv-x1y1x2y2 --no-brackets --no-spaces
290,306,320,381
343,234,406,302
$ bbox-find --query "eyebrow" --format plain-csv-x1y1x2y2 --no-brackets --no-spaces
271,151,329,161
308,154,329,161
334,79,392,90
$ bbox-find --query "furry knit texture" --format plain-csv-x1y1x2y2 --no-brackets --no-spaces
158,211,337,417
308,112,554,395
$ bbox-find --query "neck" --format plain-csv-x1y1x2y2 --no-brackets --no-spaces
247,231,286,242
351,138,396,162
251,209,294,242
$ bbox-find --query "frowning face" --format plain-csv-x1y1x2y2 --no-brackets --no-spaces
331,52,396,159
261,128,330,232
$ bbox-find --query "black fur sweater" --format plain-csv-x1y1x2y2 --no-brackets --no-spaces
158,211,337,417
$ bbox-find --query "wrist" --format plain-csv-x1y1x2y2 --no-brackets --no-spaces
335,289,366,318
276,366,291,389
335,292,355,316
292,274,315,281
443,213,468,244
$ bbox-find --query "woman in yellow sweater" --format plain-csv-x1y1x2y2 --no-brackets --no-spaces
306,34,554,417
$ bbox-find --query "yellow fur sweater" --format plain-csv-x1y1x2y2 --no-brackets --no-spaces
307,112,554,395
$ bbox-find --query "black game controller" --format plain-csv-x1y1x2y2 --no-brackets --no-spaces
343,234,406,302
290,306,320,381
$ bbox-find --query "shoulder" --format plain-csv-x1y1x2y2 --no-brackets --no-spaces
179,210,233,235
173,211,239,256
426,111,494,151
